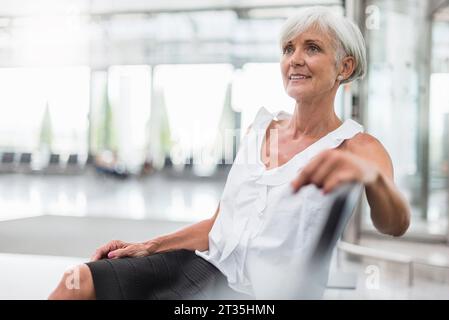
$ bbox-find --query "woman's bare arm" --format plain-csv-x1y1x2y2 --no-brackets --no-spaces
291,133,410,238
151,204,220,253
347,135,410,236
91,204,220,261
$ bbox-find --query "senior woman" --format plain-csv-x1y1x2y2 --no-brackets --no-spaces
49,7,410,300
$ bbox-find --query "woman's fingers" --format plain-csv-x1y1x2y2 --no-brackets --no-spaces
108,244,147,259
107,249,124,259
308,153,340,188
90,252,102,262
291,150,368,194
90,240,127,261
322,171,354,194
90,239,161,261
91,246,110,262
291,150,332,192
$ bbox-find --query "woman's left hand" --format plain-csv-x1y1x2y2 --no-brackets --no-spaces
291,149,379,194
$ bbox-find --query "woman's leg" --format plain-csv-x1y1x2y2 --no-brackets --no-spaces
48,264,95,300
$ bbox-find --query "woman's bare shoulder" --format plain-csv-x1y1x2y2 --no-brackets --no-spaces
343,132,394,176
348,131,378,144
342,132,392,161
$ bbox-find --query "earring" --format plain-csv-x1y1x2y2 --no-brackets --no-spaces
337,75,344,81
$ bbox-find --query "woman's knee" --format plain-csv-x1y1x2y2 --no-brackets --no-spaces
48,264,95,300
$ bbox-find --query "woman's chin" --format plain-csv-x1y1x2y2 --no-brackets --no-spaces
286,91,308,102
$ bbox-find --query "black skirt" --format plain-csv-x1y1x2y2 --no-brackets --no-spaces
86,249,250,300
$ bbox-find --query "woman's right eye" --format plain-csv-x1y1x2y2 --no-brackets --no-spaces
283,45,294,54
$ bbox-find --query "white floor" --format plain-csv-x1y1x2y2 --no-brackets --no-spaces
0,253,85,300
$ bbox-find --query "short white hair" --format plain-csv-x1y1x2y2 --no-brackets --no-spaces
279,6,367,84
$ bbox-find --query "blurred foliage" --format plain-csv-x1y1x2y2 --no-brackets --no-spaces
39,102,53,151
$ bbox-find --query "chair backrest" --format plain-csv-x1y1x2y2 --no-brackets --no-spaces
67,154,78,165
1,152,16,164
49,154,60,165
296,182,363,299
19,153,32,164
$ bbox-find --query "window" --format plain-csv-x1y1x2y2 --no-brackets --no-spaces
0,67,90,155
154,64,233,175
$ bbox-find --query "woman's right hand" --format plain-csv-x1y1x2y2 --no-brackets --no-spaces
90,239,162,262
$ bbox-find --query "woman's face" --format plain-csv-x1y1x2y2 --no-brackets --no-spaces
280,27,341,102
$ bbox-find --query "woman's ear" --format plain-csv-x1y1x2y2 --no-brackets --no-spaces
338,56,355,81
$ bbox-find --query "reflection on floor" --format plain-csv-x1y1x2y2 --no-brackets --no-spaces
0,215,188,257
0,169,226,222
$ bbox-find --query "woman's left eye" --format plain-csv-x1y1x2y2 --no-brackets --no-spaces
307,45,320,53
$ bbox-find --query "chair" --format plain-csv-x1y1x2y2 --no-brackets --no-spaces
64,154,83,174
67,154,78,165
1,152,16,164
296,182,364,299
0,152,17,173
43,153,62,174
204,183,364,300
19,153,32,164
16,153,33,174
49,154,60,165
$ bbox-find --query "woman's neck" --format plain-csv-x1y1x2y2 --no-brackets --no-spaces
286,98,342,140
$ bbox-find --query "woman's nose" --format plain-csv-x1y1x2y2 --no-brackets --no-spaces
289,53,305,67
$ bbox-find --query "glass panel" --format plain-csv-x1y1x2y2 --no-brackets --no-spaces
45,67,90,157
108,65,152,174
0,67,90,155
428,73,449,235
428,19,449,237
89,70,109,154
361,0,434,236
0,68,46,151
154,64,233,176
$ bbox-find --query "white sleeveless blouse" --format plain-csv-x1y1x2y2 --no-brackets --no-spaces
196,107,364,297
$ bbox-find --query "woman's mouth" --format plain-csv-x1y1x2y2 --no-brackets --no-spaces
289,74,311,80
